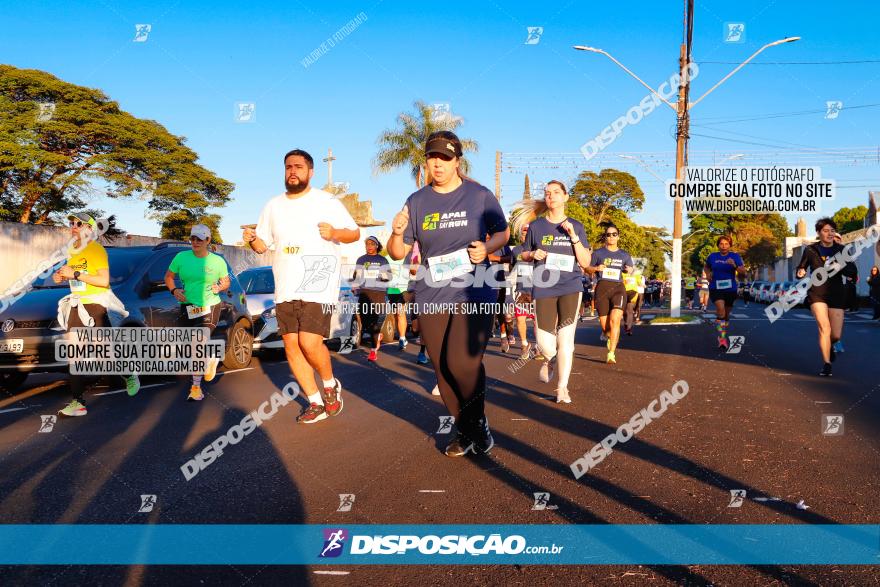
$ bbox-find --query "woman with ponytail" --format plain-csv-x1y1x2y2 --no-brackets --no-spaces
511,181,591,403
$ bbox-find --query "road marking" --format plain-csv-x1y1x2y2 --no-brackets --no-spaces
314,571,350,575
814,401,832,404
418,490,446,493
732,313,748,318
94,383,166,396
219,367,254,375
511,418,529,421
0,407,30,414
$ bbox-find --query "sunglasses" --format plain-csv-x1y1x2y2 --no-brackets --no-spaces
605,232,619,237
190,236,207,242
69,220,83,228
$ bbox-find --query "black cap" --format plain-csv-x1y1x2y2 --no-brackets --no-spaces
425,137,459,158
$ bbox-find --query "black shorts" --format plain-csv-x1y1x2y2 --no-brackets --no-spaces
276,300,331,337
685,289,695,300
625,290,638,305
808,287,846,309
387,292,405,312
177,303,222,333
709,290,737,306
595,280,627,316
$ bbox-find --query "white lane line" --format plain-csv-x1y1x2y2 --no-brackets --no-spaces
0,407,30,414
94,383,166,396
511,418,529,421
418,490,446,493
732,313,748,318
814,401,833,404
219,367,254,375
314,570,350,575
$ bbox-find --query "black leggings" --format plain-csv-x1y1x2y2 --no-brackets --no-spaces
418,308,494,442
67,303,109,404
358,290,387,338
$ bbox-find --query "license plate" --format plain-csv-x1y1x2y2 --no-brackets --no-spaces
0,339,24,353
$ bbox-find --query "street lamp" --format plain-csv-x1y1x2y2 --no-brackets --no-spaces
574,35,799,317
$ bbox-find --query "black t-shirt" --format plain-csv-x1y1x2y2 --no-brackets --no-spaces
524,217,588,299
354,254,390,292
403,180,508,307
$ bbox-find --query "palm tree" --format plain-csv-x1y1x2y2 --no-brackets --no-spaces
373,101,478,188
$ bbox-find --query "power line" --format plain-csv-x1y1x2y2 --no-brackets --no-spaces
693,102,880,125
698,59,880,65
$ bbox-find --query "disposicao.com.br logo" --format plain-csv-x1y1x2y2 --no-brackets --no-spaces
318,529,564,557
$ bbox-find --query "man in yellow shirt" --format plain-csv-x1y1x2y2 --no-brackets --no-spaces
54,213,139,417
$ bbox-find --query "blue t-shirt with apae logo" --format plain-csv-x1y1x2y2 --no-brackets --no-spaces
589,247,634,283
524,217,588,299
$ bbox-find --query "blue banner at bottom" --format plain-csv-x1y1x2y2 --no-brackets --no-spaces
1,525,878,565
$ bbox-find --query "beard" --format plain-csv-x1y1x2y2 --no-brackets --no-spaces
285,176,309,194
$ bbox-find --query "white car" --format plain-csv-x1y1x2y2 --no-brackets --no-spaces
237,266,359,353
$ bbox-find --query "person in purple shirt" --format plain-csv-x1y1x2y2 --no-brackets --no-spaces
704,235,746,351
387,131,509,458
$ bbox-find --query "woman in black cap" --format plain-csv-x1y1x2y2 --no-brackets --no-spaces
387,131,509,457
353,236,391,362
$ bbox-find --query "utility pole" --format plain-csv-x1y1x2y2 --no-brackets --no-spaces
323,148,337,189
495,151,502,201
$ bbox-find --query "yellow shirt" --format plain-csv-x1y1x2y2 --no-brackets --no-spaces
67,240,109,304
624,273,639,292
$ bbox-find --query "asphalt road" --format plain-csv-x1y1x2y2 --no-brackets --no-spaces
1,303,878,585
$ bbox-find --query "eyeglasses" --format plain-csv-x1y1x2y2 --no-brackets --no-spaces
605,232,619,237
69,220,83,228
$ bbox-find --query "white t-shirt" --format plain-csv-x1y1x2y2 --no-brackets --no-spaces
256,188,359,304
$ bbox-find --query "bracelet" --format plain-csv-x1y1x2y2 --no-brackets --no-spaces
172,287,181,294
571,239,581,245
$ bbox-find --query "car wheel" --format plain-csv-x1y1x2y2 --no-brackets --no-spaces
0,372,28,392
223,320,253,370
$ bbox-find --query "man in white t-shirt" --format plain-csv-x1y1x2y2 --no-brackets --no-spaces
243,149,360,424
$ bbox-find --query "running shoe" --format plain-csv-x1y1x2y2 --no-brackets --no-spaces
473,418,494,454
417,350,429,365
296,403,328,424
398,337,408,350
368,349,378,362
445,434,475,457
606,350,616,364
187,385,204,402
204,357,220,382
508,336,517,346
58,399,87,417
125,374,140,396
538,359,555,383
718,337,729,351
819,363,833,377
520,343,531,360
500,337,510,353
833,341,845,353
431,385,440,396
321,378,343,417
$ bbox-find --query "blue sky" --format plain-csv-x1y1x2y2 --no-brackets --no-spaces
3,0,879,242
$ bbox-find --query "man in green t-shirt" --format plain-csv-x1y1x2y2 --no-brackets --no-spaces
164,224,230,401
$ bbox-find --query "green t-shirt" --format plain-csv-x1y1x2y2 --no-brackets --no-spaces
168,251,229,307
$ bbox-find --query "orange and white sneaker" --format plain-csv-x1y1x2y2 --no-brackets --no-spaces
187,385,204,402
204,358,220,382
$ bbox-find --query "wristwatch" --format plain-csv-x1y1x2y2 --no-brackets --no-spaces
73,271,81,280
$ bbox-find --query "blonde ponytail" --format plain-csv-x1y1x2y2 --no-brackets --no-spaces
511,199,550,237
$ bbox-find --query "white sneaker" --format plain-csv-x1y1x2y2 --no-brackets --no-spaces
431,385,440,396
556,389,572,404
539,360,555,383
204,357,220,382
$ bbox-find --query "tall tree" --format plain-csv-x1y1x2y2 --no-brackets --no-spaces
569,169,645,225
372,101,478,188
160,210,223,243
0,65,233,226
831,205,868,234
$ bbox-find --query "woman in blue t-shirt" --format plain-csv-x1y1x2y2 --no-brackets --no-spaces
587,224,634,365
704,235,746,350
512,181,591,404
387,131,509,457
352,236,391,362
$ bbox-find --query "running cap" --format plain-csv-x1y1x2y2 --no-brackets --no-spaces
66,212,97,228
425,137,460,158
365,235,383,251
190,224,212,240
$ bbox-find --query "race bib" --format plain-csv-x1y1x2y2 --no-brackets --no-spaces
282,244,300,255
69,279,87,292
186,304,212,319
364,269,379,280
545,253,575,272
715,279,733,289
602,268,621,281
427,248,473,282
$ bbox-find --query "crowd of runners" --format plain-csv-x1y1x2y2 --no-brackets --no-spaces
47,134,873,457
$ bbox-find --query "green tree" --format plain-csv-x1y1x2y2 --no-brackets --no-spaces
372,101,478,188
831,205,868,234
687,213,792,272
569,169,645,226
0,65,233,226
160,210,223,244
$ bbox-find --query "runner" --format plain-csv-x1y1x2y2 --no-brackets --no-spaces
385,243,412,351
165,224,230,401
741,278,752,307
513,180,591,403
55,213,139,417
683,274,696,310
696,271,710,311
508,224,536,358
704,235,747,351
587,224,634,364
352,236,391,362
869,266,880,320
387,130,508,456
795,218,857,377
623,269,639,336
405,245,430,366
243,148,360,423
488,236,515,352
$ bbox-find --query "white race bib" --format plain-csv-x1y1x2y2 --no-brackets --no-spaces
427,248,473,282
545,252,575,272
186,304,212,319
364,269,379,280
715,279,733,289
69,270,88,292
602,268,621,281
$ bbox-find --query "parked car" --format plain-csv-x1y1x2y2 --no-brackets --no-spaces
237,266,360,354
778,280,807,308
0,243,254,392
755,282,773,303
